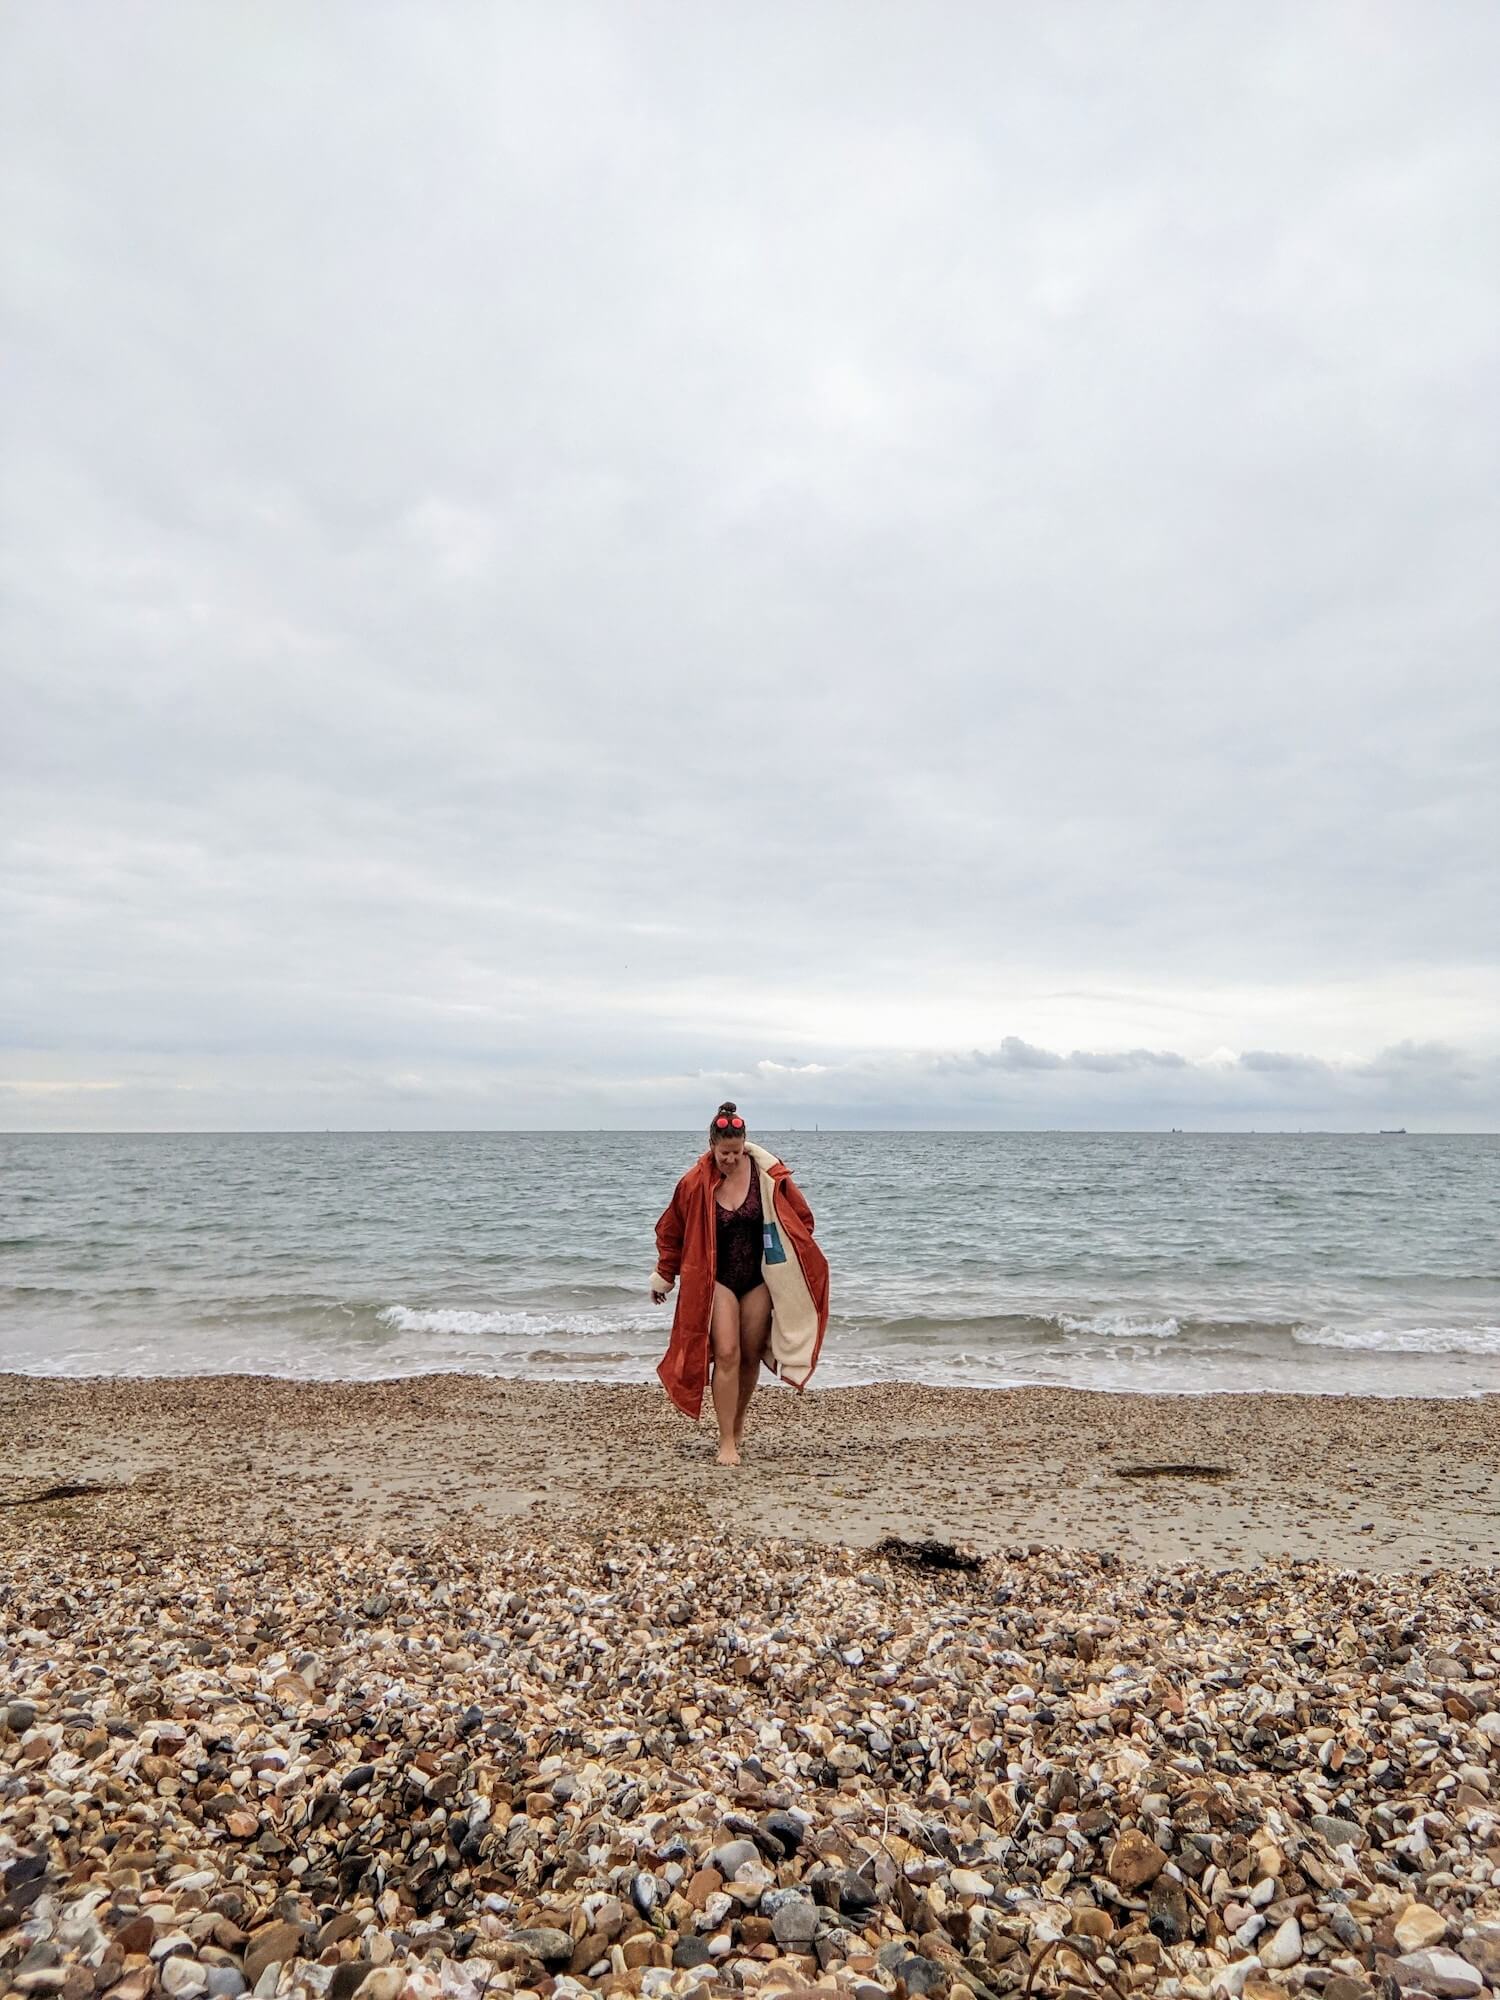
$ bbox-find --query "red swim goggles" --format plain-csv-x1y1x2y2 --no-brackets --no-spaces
715,1115,745,1131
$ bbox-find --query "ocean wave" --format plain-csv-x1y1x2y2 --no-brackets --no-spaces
379,1304,661,1340
1293,1323,1500,1357
1056,1312,1182,1340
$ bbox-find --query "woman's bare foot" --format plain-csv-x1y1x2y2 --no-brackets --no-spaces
716,1440,741,1466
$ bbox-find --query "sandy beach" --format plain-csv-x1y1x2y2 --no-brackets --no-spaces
4,1376,1500,2000
2,1374,1498,1568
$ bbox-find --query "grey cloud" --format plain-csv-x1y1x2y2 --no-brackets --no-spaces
1237,1050,1331,1076
1063,1049,1190,1074
941,1039,1064,1073
1355,1040,1477,1083
941,1041,1190,1075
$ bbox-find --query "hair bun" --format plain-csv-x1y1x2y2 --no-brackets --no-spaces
718,1100,738,1116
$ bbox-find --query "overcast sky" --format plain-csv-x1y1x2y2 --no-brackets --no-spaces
3,3,1498,1131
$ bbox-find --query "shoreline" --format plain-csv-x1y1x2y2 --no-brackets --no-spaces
3,1372,1497,1569
4,1362,1498,1402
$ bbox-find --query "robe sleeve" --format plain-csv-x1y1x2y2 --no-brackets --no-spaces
654,1177,690,1285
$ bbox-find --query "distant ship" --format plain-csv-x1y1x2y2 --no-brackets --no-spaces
1379,1127,1407,1135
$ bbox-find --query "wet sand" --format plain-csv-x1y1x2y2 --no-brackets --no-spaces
2,1373,1496,1567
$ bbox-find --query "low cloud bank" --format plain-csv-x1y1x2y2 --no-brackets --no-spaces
3,1036,1494,1130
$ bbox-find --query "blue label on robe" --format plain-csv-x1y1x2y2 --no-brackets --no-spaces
763,1218,788,1264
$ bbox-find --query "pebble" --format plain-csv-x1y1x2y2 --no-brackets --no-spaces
1259,1916,1302,1967
1310,1811,1365,1847
161,1961,211,1998
1395,1900,1451,1952
1394,1949,1485,1997
769,1896,819,1945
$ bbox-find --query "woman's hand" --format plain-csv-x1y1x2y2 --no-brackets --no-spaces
649,1271,673,1304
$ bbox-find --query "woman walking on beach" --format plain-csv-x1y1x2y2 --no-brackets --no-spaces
650,1103,829,1465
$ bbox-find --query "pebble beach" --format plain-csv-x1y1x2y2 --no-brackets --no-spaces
3,1377,1499,2000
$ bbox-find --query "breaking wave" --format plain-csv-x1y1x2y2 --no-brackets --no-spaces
1057,1312,1182,1340
1293,1323,1500,1357
378,1304,662,1339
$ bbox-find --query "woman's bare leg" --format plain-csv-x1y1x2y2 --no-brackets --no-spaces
734,1285,772,1448
710,1283,742,1465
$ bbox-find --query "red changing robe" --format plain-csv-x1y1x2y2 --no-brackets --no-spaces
654,1141,830,1421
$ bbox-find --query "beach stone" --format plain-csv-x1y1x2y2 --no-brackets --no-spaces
59,1914,107,1961
949,1869,992,1899
896,1955,947,1996
161,1961,211,1999
685,1867,723,1910
1392,1951,1483,1997
1394,1905,1449,1953
834,1868,881,1914
764,1811,807,1854
1259,1918,1302,1969
204,1974,248,2000
243,1923,306,1986
353,1974,406,2000
1329,1906,1367,1950
818,1928,860,1969
507,1928,573,1968
771,1898,820,1946
1207,1963,1258,1998
151,1932,198,1964
1107,1830,1167,1888
1460,1927,1500,1979
710,1838,759,1877
761,1887,808,1918
1148,1875,1189,1945
1069,1909,1113,1942
672,1938,712,1969
1311,1814,1365,1849
6,1700,39,1731
113,1916,156,1955
567,1929,611,1976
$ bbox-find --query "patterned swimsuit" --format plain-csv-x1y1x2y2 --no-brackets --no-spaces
716,1167,765,1298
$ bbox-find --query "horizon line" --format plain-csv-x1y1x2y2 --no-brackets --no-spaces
1,1126,1489,1139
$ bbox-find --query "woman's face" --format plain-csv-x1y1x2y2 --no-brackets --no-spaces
711,1136,746,1174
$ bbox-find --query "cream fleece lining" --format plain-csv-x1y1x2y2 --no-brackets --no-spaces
745,1142,820,1387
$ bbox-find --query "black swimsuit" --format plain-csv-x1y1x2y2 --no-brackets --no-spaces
716,1168,765,1298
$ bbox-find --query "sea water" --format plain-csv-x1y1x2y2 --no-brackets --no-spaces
1,1130,1495,1397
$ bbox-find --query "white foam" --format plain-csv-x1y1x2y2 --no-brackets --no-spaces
1292,1323,1500,1357
1057,1312,1182,1341
378,1304,662,1341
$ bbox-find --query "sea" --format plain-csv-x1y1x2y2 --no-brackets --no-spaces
1,1131,1496,1398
